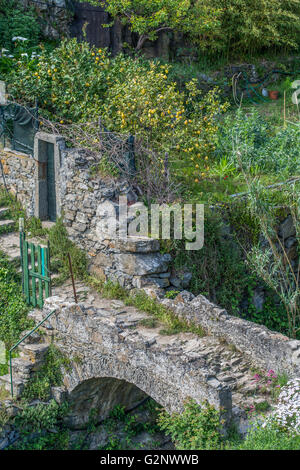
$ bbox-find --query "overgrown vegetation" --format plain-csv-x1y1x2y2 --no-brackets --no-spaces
0,250,32,348
22,344,70,401
9,400,70,450
158,399,223,450
47,217,88,283
158,396,300,450
0,0,41,50
87,0,300,56
89,277,205,337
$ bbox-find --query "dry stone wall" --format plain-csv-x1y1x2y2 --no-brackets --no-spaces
155,291,300,379
1,143,171,288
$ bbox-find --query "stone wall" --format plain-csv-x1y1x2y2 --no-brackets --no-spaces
155,291,300,379
0,136,171,289
0,149,36,217
20,0,72,40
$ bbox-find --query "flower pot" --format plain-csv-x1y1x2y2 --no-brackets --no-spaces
269,90,279,100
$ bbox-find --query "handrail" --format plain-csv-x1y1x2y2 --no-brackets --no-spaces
9,309,57,397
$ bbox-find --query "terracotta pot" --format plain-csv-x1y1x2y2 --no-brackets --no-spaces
269,90,279,100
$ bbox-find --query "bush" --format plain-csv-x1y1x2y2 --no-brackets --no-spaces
6,38,110,121
22,345,70,401
272,379,300,434
0,0,41,50
216,109,300,176
230,421,300,450
12,400,70,450
158,399,223,450
0,251,32,348
6,38,228,178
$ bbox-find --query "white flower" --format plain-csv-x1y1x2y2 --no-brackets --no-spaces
12,36,28,42
21,53,28,57
271,379,300,435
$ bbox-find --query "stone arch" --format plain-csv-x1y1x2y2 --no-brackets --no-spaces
61,352,186,429
65,376,151,429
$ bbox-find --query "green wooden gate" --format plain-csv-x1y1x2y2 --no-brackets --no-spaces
20,231,51,308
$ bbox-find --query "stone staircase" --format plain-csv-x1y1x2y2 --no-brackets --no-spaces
0,330,50,399
0,207,15,234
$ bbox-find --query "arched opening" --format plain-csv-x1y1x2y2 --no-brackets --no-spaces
66,376,151,429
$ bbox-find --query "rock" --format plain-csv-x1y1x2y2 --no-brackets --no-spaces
115,252,171,276
170,276,182,288
181,272,192,288
252,287,265,312
110,237,160,253
147,277,170,288
93,252,113,268
170,272,192,289
174,290,195,303
278,215,296,239
51,386,67,404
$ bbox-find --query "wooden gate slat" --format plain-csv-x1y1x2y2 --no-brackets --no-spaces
20,231,51,308
44,247,50,298
30,243,37,307
37,246,43,308
22,241,30,304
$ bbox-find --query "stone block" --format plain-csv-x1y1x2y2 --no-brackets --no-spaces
109,237,160,253
115,252,171,276
94,252,113,268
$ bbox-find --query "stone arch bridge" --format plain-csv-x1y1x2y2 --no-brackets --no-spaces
13,284,285,431
40,296,234,428
1,280,299,431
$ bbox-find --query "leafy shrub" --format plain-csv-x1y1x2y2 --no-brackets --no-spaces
216,109,300,176
6,38,110,121
14,400,68,433
12,400,70,450
230,421,300,450
0,251,32,348
22,345,70,401
158,399,223,450
0,0,41,50
48,217,88,282
6,38,228,178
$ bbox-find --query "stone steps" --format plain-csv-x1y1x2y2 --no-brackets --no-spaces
19,343,50,363
0,207,9,218
0,340,50,399
10,358,35,380
0,374,24,398
0,219,15,230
